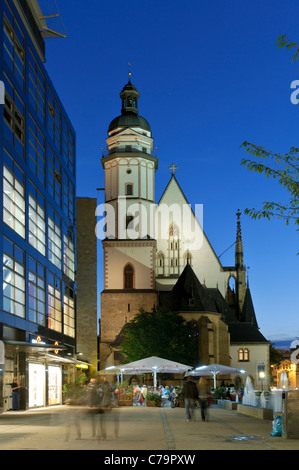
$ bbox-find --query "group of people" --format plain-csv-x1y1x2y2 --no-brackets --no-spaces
132,384,179,407
182,376,210,421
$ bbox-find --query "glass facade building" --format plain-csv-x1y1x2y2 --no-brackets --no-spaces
0,0,76,410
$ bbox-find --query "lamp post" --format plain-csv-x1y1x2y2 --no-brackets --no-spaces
259,371,265,391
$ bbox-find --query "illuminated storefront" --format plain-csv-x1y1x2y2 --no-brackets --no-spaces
29,363,45,408
2,336,77,410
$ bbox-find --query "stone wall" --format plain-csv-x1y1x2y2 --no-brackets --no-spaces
76,198,98,374
99,290,158,368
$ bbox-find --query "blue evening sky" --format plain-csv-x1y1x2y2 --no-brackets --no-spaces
43,0,298,345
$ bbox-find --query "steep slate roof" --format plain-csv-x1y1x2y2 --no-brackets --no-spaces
241,287,259,328
228,322,269,344
163,263,218,312
206,288,238,323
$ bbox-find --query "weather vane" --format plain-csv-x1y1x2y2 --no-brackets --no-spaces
169,163,178,175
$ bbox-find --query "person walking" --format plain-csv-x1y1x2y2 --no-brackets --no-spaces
182,376,198,421
197,377,209,421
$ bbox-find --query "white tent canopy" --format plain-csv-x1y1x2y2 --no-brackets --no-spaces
185,363,246,388
105,356,193,388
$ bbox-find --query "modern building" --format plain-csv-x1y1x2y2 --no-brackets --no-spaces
0,0,77,411
99,77,270,388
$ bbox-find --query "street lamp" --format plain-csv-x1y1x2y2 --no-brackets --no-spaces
259,371,265,391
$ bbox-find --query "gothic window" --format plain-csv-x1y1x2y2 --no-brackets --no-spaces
238,348,244,361
156,252,165,276
124,264,134,289
238,348,249,362
168,223,180,275
244,348,249,361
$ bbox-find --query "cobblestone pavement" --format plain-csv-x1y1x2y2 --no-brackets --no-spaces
0,404,298,452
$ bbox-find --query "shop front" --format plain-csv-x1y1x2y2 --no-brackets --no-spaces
2,340,76,410
28,361,62,407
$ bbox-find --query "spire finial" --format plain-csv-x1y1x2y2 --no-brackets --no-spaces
128,62,132,81
169,163,178,175
235,208,244,268
236,208,242,240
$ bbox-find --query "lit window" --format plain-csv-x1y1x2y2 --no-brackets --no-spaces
48,273,62,332
3,237,25,318
3,150,25,238
238,348,249,362
28,181,46,255
64,287,75,338
48,206,62,269
63,231,75,281
28,257,45,326
244,348,249,361
238,348,244,361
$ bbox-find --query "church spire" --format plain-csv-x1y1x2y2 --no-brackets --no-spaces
235,209,243,269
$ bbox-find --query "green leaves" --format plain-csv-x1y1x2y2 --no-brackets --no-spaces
240,141,299,228
276,34,299,63
240,35,299,252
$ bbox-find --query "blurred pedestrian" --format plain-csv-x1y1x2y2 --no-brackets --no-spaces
182,376,198,421
85,377,101,437
140,385,148,406
197,377,209,421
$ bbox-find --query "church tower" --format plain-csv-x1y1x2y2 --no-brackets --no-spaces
99,77,158,368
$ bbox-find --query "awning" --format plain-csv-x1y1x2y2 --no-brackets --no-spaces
44,354,91,367
4,340,67,354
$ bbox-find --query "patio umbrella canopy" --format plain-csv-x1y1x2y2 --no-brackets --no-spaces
186,363,246,388
106,356,192,388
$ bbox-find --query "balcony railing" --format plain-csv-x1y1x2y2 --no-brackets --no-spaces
102,146,157,158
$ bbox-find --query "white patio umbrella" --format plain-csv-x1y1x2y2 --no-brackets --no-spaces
110,356,192,389
186,363,246,388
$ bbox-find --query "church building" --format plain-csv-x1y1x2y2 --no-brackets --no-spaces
98,77,270,387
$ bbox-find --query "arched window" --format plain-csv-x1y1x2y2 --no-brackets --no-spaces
168,223,180,275
238,348,244,361
244,348,249,361
125,183,133,196
124,264,134,289
156,252,165,276
238,348,249,362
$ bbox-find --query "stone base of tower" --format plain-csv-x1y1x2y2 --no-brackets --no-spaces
99,289,158,370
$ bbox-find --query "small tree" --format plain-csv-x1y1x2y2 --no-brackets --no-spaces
120,307,198,367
